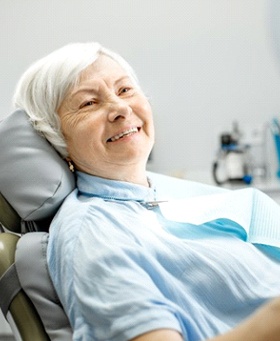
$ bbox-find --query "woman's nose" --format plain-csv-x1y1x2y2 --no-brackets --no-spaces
107,98,132,122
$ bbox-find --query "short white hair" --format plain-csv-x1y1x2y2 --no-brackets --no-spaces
13,42,139,158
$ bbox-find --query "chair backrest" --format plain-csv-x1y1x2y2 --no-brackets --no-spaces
0,110,76,340
0,225,50,340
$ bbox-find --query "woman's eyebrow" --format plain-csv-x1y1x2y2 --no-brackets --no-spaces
71,88,97,98
115,76,131,85
70,76,132,99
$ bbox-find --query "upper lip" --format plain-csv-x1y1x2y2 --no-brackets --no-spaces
107,126,140,142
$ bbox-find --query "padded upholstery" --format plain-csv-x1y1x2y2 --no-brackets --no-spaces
0,233,50,340
0,193,21,233
0,110,74,339
0,197,73,340
16,232,72,340
0,109,75,222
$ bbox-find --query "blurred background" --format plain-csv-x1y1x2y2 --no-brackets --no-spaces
1,0,280,183
2,0,280,337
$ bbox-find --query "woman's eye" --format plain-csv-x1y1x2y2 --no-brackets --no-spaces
119,87,131,95
81,100,96,108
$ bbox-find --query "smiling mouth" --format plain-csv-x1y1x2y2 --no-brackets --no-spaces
107,127,139,142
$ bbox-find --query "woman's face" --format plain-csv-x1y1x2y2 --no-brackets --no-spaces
58,55,155,180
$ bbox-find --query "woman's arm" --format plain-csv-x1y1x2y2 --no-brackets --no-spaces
210,297,280,341
130,329,183,341
131,297,280,341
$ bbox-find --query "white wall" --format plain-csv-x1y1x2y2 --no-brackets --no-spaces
1,0,280,180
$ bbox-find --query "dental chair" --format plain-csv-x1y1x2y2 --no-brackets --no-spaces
0,109,75,340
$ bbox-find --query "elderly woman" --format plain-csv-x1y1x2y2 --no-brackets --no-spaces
13,42,280,341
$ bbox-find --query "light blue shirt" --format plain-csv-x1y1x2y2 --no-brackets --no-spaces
47,172,280,341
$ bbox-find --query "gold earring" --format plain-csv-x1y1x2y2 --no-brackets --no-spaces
68,160,75,173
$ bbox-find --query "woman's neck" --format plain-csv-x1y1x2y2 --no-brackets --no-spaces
79,163,149,187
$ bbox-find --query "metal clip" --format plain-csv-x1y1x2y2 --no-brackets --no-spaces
142,201,168,209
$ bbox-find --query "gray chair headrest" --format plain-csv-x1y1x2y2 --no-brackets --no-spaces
0,110,75,226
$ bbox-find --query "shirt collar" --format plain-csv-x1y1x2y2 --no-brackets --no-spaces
76,171,156,202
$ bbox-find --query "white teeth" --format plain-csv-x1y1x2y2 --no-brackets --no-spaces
109,127,138,142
